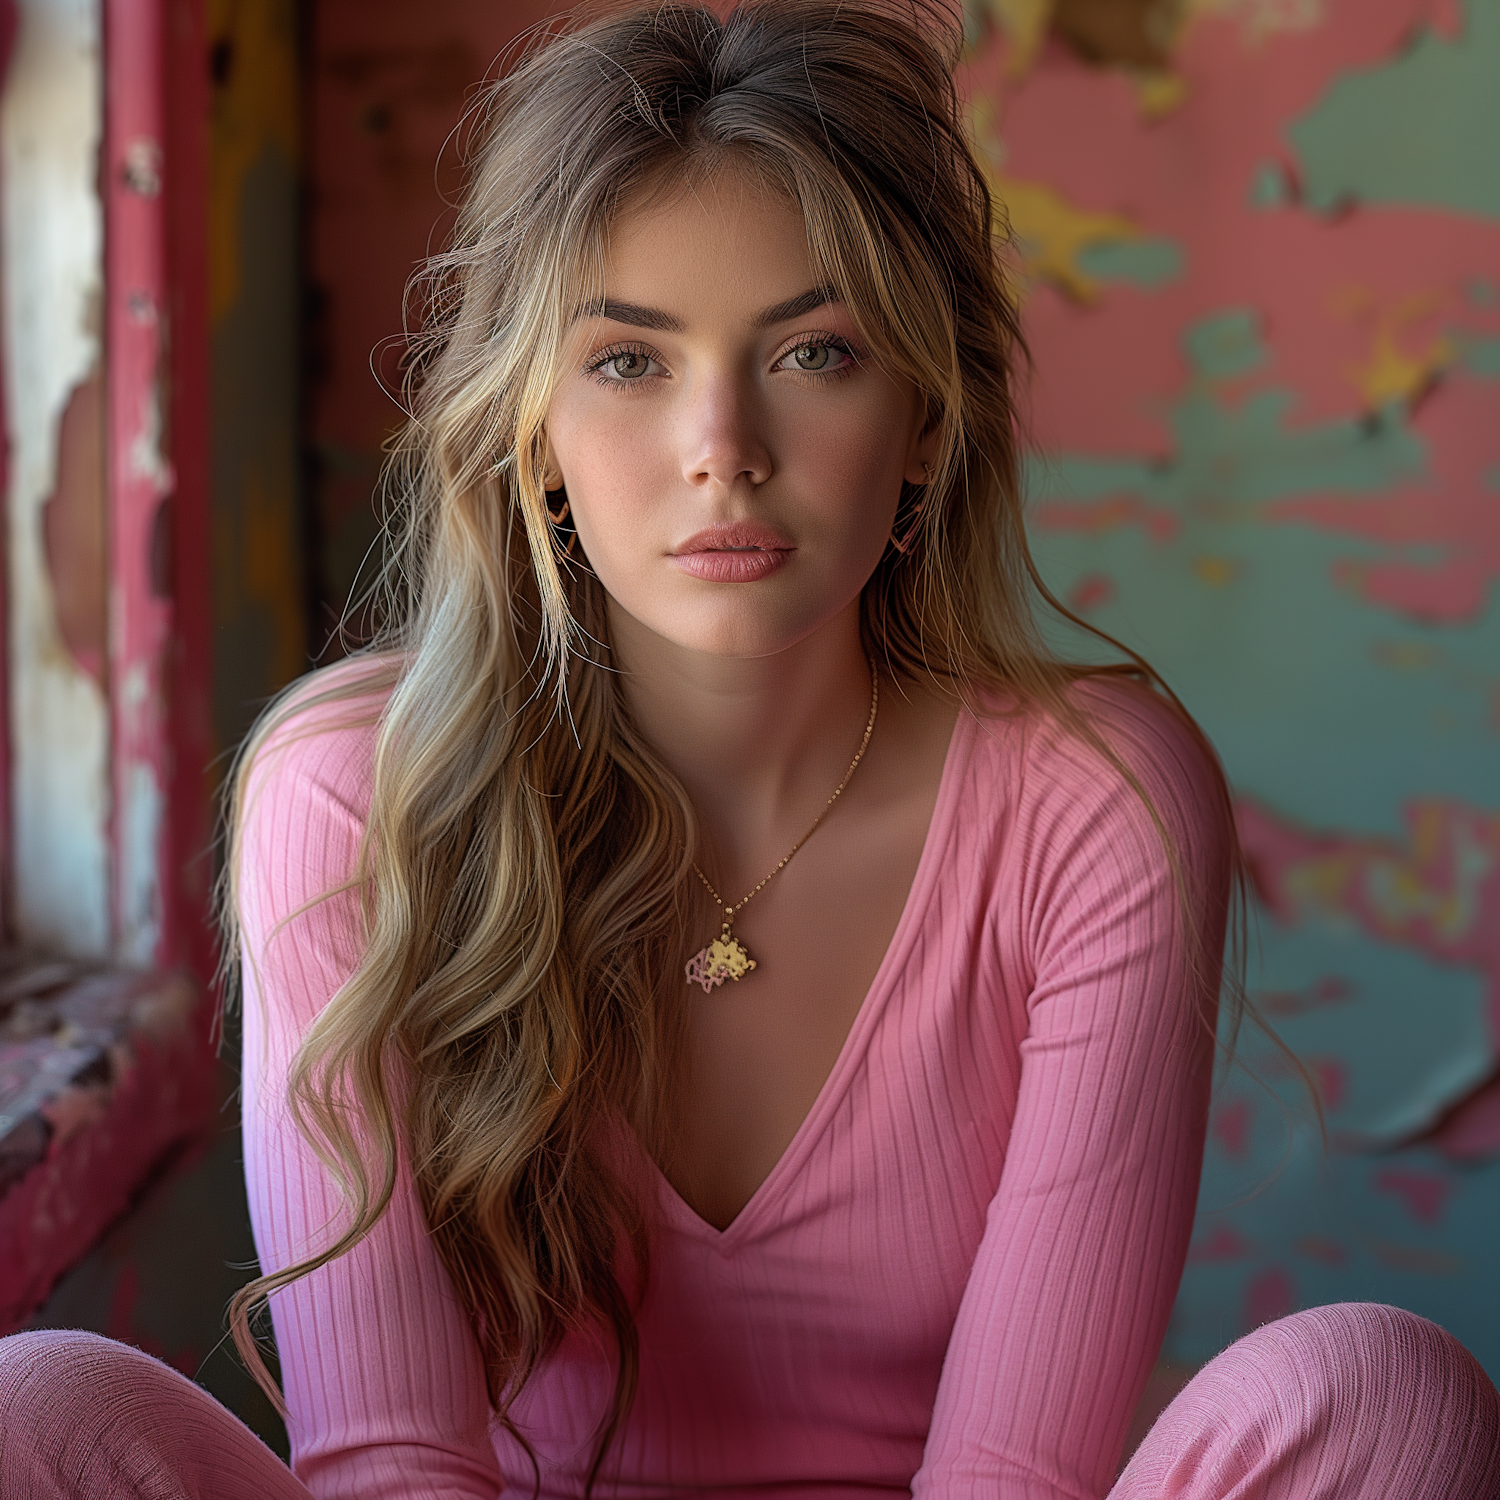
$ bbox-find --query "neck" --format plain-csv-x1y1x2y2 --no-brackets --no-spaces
607,602,874,894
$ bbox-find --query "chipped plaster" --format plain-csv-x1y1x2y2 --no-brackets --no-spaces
2,0,109,956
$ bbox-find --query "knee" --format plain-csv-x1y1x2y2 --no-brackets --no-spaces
1263,1299,1451,1348
0,1329,208,1500
0,1330,169,1433
1246,1301,1492,1403
1118,1305,1500,1500
1,1328,119,1392
1204,1302,1499,1482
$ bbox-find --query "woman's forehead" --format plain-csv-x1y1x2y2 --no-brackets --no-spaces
587,173,823,321
605,160,804,258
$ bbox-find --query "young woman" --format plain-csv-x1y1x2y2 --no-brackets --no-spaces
3,4,1497,1498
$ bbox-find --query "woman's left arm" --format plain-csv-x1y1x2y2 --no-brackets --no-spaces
914,689,1233,1500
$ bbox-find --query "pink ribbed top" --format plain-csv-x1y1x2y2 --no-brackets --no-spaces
238,674,1231,1500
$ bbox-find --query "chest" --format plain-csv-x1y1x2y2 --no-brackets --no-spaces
666,723,958,1229
505,840,1031,1490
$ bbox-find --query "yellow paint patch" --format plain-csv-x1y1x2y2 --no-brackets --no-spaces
213,464,307,689
1285,855,1357,918
1132,68,1189,117
1000,175,1140,300
1411,803,1447,866
209,0,299,325
1193,555,1242,586
1334,288,1456,410
970,0,1193,116
972,109,1143,301
1356,813,1496,943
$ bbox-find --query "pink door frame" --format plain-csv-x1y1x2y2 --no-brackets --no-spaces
103,0,215,986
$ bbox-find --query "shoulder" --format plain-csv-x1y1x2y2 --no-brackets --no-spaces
968,671,1234,889
1063,673,1229,840
957,676,1234,1012
240,654,397,820
234,654,400,922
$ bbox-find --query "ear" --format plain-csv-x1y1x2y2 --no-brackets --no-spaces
902,404,943,486
540,431,564,492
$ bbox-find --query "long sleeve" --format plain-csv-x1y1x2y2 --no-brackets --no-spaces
237,696,504,1500
914,687,1231,1499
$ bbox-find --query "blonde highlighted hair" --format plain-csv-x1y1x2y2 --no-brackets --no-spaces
224,0,1246,1486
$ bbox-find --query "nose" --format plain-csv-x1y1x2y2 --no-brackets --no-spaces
678,369,773,491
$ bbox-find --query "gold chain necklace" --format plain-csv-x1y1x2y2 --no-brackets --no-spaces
685,659,879,992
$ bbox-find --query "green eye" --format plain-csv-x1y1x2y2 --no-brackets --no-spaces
793,345,831,370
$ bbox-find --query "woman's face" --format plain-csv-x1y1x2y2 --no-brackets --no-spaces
543,168,934,663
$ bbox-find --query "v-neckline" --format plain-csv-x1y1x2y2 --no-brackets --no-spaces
646,705,975,1250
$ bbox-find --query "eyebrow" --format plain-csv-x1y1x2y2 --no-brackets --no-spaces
578,285,841,332
751,286,841,329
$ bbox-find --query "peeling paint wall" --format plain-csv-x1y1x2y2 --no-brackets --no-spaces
2,0,267,1453
107,0,182,971
964,0,1500,1376
2,0,109,957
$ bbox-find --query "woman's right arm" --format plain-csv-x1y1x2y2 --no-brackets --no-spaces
237,707,504,1500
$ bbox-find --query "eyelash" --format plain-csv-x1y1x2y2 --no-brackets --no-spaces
584,335,861,390
584,341,661,389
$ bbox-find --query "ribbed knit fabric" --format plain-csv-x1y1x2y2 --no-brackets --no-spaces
230,672,1230,1498
0,1329,305,1499
5,1307,1497,1498
1114,1302,1500,1500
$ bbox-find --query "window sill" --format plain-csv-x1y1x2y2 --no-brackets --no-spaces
0,956,215,1333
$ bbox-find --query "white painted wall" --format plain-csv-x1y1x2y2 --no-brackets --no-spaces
2,0,110,957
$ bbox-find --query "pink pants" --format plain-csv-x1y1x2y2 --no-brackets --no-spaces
1,1304,1497,1499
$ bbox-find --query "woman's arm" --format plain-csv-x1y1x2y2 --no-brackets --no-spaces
237,704,504,1500
915,687,1232,1500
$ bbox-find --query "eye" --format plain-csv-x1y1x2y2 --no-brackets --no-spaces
776,339,856,376
605,350,651,379
588,343,663,386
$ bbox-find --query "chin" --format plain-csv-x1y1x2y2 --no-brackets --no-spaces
663,622,817,661
631,596,839,662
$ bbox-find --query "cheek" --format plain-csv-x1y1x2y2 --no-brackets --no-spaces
550,402,669,553
781,399,909,542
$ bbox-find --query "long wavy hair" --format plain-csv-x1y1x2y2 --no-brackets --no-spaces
223,0,1247,1486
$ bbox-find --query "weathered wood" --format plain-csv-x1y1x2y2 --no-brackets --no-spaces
0,957,210,1332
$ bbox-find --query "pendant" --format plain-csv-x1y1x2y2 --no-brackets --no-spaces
685,923,757,992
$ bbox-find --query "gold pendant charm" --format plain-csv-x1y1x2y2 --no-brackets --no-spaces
685,923,757,992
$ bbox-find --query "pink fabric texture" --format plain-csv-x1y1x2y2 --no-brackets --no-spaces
1112,1303,1500,1500
5,1307,1497,1498
234,674,1229,1498
0,1329,308,1500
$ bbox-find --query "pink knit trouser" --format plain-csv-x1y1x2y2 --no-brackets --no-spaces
2,1304,1497,1499
1111,1303,1500,1499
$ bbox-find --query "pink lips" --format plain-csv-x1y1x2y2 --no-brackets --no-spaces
670,522,794,583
